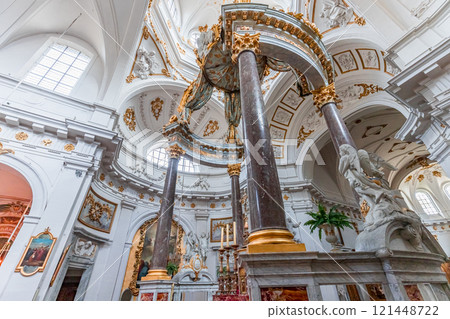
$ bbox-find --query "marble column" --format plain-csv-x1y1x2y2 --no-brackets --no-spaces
235,34,293,246
312,84,356,153
228,163,244,247
144,144,185,281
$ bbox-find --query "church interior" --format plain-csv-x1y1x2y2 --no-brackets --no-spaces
0,0,449,301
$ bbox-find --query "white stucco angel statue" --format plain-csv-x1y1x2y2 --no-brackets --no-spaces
320,0,354,28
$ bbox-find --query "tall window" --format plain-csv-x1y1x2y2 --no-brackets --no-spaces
147,147,198,173
444,184,450,199
24,43,91,95
167,0,177,19
415,191,441,215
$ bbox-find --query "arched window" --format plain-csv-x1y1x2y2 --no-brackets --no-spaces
167,0,177,19
24,43,91,95
147,147,199,173
444,183,450,199
415,191,441,215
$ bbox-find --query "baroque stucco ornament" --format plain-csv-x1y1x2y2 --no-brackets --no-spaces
166,144,185,159
311,83,340,114
227,163,241,176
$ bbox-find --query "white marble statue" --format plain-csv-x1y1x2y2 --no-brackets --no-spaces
184,232,199,264
74,239,96,258
286,217,302,243
198,232,209,263
320,0,354,28
338,145,407,229
196,29,214,58
135,48,158,79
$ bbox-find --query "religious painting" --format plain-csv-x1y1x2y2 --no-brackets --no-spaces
404,285,424,301
272,144,284,159
366,284,387,301
138,220,183,281
156,292,169,301
77,188,118,233
210,217,233,243
141,293,154,301
270,125,287,142
332,50,359,74
260,287,309,301
281,88,304,111
272,106,294,127
15,228,56,276
356,49,380,70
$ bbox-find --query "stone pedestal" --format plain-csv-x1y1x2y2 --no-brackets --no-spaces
239,250,449,301
138,280,174,301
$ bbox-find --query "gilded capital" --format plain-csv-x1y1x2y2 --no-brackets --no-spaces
227,163,241,177
166,144,185,159
231,32,261,63
311,83,337,111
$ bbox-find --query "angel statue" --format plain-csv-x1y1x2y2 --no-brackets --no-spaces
320,0,354,28
183,232,199,264
135,48,158,80
338,144,410,229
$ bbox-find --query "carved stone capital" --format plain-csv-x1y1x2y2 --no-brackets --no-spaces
232,32,261,63
311,83,337,111
166,144,185,159
227,163,241,177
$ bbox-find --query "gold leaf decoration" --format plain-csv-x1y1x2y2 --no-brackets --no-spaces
123,108,136,131
354,83,384,99
139,193,144,199
297,126,314,147
42,139,52,146
64,144,75,152
99,173,105,181
118,186,124,193
203,120,219,137
15,132,28,141
151,97,164,120
149,197,154,202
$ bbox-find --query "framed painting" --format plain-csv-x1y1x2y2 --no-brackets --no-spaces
77,188,118,233
15,228,56,276
210,217,233,243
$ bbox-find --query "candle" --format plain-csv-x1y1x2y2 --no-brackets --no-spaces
220,227,224,249
226,224,230,247
233,221,236,243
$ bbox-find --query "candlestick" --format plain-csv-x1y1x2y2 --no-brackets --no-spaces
233,221,236,243
226,224,230,247
220,227,224,249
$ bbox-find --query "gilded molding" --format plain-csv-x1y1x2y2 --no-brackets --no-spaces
232,32,261,63
166,144,185,159
311,83,337,112
0,142,15,156
227,163,241,177
42,139,52,146
123,108,136,131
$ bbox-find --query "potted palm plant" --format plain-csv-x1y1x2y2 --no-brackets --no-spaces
166,261,179,278
304,203,353,251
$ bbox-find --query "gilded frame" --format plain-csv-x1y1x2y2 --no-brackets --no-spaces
77,187,118,233
356,48,381,71
332,50,359,74
271,105,295,127
15,228,56,277
269,124,287,143
210,217,233,243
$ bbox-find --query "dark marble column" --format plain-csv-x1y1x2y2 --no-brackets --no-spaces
321,102,356,153
228,164,244,247
238,50,292,245
144,145,184,281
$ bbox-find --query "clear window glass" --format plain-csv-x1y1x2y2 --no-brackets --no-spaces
24,43,91,95
415,191,441,215
147,147,198,173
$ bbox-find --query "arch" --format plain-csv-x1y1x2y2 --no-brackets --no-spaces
0,161,36,265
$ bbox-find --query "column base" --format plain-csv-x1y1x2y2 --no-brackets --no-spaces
142,269,172,281
247,229,306,254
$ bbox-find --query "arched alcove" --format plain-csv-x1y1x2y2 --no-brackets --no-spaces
0,163,33,266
